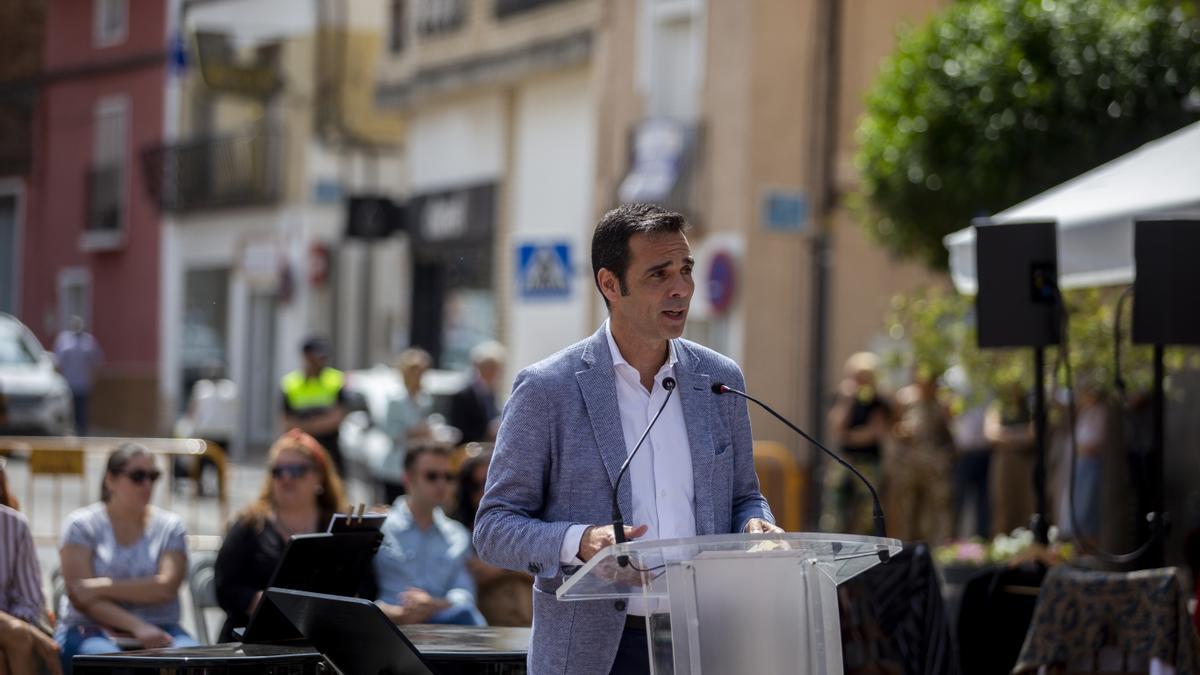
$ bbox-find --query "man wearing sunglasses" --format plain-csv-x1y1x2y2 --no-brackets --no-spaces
371,441,486,627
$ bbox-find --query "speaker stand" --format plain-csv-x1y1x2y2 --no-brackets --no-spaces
1030,346,1051,546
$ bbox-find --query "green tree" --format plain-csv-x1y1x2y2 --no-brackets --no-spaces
855,0,1200,268
884,286,1200,403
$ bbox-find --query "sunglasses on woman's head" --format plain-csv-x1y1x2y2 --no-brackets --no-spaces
123,469,161,484
271,464,314,480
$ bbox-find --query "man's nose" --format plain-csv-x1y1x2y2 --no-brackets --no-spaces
669,274,692,297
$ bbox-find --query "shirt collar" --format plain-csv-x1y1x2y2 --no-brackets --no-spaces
604,320,678,374
390,497,450,532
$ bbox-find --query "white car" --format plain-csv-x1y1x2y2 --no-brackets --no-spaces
339,365,467,476
0,313,74,435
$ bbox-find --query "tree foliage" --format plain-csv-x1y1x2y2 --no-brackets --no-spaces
883,286,1200,405
855,0,1200,268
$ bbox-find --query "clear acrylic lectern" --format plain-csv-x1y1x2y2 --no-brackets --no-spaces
557,532,902,674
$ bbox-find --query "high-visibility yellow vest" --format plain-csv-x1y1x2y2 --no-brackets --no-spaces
281,367,344,411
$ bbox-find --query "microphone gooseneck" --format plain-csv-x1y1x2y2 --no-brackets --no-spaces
711,382,890,561
612,376,676,567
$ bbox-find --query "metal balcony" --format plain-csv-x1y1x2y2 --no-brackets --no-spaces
141,125,282,213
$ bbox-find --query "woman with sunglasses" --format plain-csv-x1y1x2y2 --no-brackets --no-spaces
213,429,346,642
55,443,197,673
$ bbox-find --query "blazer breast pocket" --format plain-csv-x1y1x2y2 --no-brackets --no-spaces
715,442,733,457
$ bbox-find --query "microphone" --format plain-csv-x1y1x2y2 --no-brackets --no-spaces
711,382,891,559
611,376,677,567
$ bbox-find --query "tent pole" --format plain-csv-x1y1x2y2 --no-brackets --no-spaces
1030,345,1051,545
1148,344,1167,566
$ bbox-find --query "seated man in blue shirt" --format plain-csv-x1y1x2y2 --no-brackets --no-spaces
373,441,487,626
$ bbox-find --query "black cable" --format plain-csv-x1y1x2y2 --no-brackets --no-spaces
612,378,676,567
713,383,890,554
1051,287,1160,566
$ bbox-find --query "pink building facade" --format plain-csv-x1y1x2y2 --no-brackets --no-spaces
22,0,169,433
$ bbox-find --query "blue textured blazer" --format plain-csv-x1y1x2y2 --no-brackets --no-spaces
474,326,775,675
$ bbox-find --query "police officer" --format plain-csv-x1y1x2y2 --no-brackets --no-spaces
281,337,348,475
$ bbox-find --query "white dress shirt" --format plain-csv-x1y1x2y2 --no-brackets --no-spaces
560,322,695,615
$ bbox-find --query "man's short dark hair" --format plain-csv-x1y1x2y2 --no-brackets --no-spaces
301,336,330,356
404,439,453,473
591,203,690,307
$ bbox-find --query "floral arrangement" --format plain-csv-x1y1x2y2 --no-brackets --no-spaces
934,527,1074,568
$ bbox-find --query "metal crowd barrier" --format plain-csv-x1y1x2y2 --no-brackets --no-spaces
753,440,808,532
0,436,230,546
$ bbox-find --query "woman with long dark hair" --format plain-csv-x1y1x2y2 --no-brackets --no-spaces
55,443,197,673
213,429,346,642
454,450,491,531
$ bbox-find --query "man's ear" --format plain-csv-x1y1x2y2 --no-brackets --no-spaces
597,268,622,305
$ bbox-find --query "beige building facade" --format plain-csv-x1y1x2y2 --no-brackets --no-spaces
374,0,603,374
365,0,952,477
159,1,406,453
590,0,948,467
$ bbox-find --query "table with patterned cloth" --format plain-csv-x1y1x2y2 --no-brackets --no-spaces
1014,566,1200,675
838,542,960,675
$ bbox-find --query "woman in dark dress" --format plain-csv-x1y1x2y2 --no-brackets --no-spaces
213,429,346,642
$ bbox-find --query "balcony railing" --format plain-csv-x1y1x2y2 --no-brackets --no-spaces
417,0,466,36
141,125,282,213
619,119,706,221
495,0,574,19
0,97,34,175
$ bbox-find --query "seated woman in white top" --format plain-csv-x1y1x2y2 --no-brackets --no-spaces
55,444,197,674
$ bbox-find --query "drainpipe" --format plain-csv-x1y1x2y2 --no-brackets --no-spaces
807,0,841,526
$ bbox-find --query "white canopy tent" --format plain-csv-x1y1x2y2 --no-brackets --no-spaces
944,120,1200,293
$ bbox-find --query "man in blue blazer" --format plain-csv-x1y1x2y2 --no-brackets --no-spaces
474,203,779,675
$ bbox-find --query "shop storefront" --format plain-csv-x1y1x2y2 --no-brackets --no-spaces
406,183,497,369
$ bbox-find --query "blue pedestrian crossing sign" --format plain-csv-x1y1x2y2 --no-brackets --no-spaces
516,242,572,300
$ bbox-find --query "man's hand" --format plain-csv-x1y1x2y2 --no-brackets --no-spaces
0,611,62,675
398,588,449,624
31,625,63,675
577,524,649,563
744,518,784,534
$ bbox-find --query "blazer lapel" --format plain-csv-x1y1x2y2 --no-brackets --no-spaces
673,342,715,536
576,329,633,521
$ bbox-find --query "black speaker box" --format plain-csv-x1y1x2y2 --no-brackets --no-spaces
1133,217,1200,346
975,220,1061,348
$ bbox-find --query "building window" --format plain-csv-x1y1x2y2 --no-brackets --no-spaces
94,0,128,48
57,268,91,333
417,0,466,37
638,0,705,121
84,97,128,249
390,0,407,54
0,184,21,315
